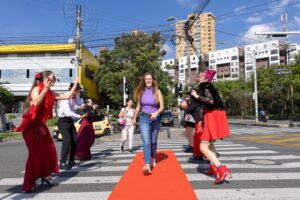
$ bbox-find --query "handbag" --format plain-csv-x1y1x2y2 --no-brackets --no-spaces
185,114,195,123
117,118,127,126
117,108,127,125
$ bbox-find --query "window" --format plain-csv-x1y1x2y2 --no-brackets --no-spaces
0,54,8,58
50,52,70,57
210,59,215,63
26,69,29,78
0,70,1,78
69,69,73,77
246,66,253,70
271,56,278,61
270,49,278,54
180,69,184,73
231,56,237,60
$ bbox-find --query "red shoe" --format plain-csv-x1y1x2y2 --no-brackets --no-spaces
205,164,219,177
214,165,232,184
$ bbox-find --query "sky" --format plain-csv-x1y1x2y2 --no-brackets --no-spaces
0,0,299,59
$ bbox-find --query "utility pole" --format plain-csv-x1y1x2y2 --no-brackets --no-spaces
123,77,127,106
253,51,259,124
75,5,82,76
184,20,192,89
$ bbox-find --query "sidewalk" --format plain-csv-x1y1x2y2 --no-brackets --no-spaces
228,118,300,128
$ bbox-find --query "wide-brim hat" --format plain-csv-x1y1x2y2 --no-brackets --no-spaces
69,83,82,91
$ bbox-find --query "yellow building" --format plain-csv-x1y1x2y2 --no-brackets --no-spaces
0,43,100,101
175,12,216,59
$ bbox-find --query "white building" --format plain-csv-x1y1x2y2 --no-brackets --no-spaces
244,40,286,80
161,58,176,82
0,44,76,96
288,43,300,64
178,55,199,87
208,47,243,81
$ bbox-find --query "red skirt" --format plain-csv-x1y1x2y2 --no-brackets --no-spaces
22,123,59,191
199,110,230,141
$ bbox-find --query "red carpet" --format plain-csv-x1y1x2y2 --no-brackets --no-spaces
108,150,198,200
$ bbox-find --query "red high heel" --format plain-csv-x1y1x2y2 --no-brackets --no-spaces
215,165,232,184
205,164,219,177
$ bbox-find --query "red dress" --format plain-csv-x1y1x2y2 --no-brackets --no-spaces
76,117,95,160
15,83,59,192
199,110,230,141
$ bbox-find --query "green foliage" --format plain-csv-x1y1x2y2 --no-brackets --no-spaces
46,117,58,127
94,32,174,109
0,85,14,104
214,80,252,116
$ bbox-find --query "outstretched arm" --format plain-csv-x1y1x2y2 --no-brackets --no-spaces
53,77,80,100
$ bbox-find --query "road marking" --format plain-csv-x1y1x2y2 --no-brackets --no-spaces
0,192,111,200
194,188,300,200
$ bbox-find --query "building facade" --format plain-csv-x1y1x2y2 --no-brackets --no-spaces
175,13,216,59
244,40,286,80
161,58,177,83
0,43,100,112
208,47,244,81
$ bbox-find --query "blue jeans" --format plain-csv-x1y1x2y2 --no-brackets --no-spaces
139,113,161,165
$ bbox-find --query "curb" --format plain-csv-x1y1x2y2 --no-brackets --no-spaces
229,122,280,127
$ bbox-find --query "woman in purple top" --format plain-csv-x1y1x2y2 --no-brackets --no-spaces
133,73,164,175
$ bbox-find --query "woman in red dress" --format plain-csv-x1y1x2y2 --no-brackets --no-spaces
191,69,232,184
76,107,95,161
16,70,80,193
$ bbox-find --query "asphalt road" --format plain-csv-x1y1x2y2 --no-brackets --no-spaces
0,125,300,199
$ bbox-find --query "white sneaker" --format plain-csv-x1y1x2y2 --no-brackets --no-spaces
151,158,156,168
142,164,152,175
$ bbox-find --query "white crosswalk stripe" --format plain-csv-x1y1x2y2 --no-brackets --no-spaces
0,139,299,200
229,125,300,135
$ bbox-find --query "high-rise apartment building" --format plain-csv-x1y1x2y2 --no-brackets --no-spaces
175,12,216,59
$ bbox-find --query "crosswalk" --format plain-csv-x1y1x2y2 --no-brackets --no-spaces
229,125,300,135
0,139,300,199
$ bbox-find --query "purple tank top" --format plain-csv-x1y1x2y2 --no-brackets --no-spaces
141,87,158,113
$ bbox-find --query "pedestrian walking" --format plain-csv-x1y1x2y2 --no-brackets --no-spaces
119,99,136,153
133,73,164,175
191,69,231,184
57,83,85,170
184,76,205,161
15,70,81,193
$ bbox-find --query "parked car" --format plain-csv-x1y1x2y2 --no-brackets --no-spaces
161,111,174,127
52,114,111,141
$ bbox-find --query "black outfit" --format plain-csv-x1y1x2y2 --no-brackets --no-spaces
197,82,225,111
57,117,77,167
185,85,204,127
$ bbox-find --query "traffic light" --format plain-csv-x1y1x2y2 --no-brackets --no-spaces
178,83,183,93
125,82,129,95
175,84,179,96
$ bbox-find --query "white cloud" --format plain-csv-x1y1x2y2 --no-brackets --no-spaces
294,16,300,26
163,43,174,55
234,6,246,12
246,16,263,23
268,0,290,16
243,23,278,43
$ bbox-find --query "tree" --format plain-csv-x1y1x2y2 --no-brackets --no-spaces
0,85,13,105
94,31,174,109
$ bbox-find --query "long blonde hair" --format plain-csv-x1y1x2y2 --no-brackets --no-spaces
134,73,159,103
